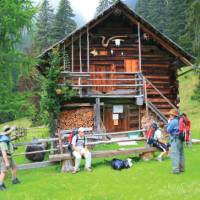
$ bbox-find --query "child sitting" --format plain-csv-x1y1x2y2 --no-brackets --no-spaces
153,122,170,162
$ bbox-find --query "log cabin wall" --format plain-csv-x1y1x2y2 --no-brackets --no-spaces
59,12,180,132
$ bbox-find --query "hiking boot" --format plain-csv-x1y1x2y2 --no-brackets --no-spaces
85,167,92,172
2,183,6,189
12,178,20,184
0,184,6,191
172,171,180,175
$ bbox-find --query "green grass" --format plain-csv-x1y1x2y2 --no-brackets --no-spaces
0,69,200,199
0,145,200,200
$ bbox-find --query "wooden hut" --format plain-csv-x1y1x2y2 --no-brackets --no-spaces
38,1,195,133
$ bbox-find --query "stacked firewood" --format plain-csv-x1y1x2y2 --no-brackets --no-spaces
58,107,94,130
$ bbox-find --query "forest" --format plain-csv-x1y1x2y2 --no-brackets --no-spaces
0,0,199,127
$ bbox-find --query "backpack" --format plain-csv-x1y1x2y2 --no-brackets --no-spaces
178,114,191,143
146,123,158,145
67,129,86,155
111,158,130,170
0,135,11,157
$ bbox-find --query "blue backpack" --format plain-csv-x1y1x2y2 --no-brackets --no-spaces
111,158,130,170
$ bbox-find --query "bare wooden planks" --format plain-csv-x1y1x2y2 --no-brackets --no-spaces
49,147,157,162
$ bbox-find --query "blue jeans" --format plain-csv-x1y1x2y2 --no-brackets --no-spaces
171,137,185,173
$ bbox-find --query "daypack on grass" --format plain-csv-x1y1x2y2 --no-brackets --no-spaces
178,113,191,143
146,123,158,145
111,158,131,170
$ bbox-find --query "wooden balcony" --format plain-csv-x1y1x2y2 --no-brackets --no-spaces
60,71,144,98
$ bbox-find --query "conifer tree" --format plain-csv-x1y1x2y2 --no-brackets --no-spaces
135,0,188,48
135,0,150,19
96,0,118,15
34,0,54,53
165,0,188,47
0,0,35,122
52,0,76,43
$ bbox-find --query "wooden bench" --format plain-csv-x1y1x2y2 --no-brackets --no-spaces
49,147,157,172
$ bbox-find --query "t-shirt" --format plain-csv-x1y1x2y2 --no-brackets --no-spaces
154,129,164,141
0,141,14,155
72,135,87,149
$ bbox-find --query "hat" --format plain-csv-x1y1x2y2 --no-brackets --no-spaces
168,109,179,117
78,127,85,132
1,125,13,135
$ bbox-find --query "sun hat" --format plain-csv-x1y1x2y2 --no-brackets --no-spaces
168,109,179,117
0,125,13,135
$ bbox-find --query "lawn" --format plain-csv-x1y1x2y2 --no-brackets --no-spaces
0,145,200,200
0,70,200,199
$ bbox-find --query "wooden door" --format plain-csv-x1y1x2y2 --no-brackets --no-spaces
90,64,115,93
124,59,139,72
103,104,139,132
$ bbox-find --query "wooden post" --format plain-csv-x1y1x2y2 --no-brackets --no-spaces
79,34,82,97
87,25,90,96
138,23,142,72
58,130,63,154
87,25,90,72
95,98,101,133
63,43,66,84
144,77,149,116
71,36,74,72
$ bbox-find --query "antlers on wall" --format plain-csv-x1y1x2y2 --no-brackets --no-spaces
101,35,128,48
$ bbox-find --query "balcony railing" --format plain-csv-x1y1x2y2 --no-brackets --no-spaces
60,71,144,98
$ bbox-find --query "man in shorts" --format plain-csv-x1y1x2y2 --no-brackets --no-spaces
0,125,20,191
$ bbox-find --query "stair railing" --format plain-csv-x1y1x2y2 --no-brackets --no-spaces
140,74,178,111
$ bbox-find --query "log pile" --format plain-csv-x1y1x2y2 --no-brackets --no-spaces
58,107,94,130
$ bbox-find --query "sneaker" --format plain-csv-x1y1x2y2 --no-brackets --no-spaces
0,184,6,191
12,178,20,184
155,157,162,162
85,167,92,172
72,170,78,174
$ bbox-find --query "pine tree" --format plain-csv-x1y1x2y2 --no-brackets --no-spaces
51,0,76,44
185,0,200,56
96,0,118,15
0,0,35,122
148,0,168,33
135,0,150,19
34,0,54,53
135,0,189,48
165,0,188,47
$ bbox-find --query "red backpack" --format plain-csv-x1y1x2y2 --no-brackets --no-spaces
146,123,158,145
179,114,191,143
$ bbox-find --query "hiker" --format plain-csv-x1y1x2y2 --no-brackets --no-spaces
0,125,20,191
72,127,92,174
153,122,170,162
141,114,155,137
166,109,185,174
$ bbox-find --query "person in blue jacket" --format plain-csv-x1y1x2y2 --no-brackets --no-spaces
166,109,185,174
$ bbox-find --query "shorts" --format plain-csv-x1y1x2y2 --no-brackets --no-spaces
0,156,17,173
154,142,170,152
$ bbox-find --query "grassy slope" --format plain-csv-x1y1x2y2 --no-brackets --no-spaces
179,69,200,138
